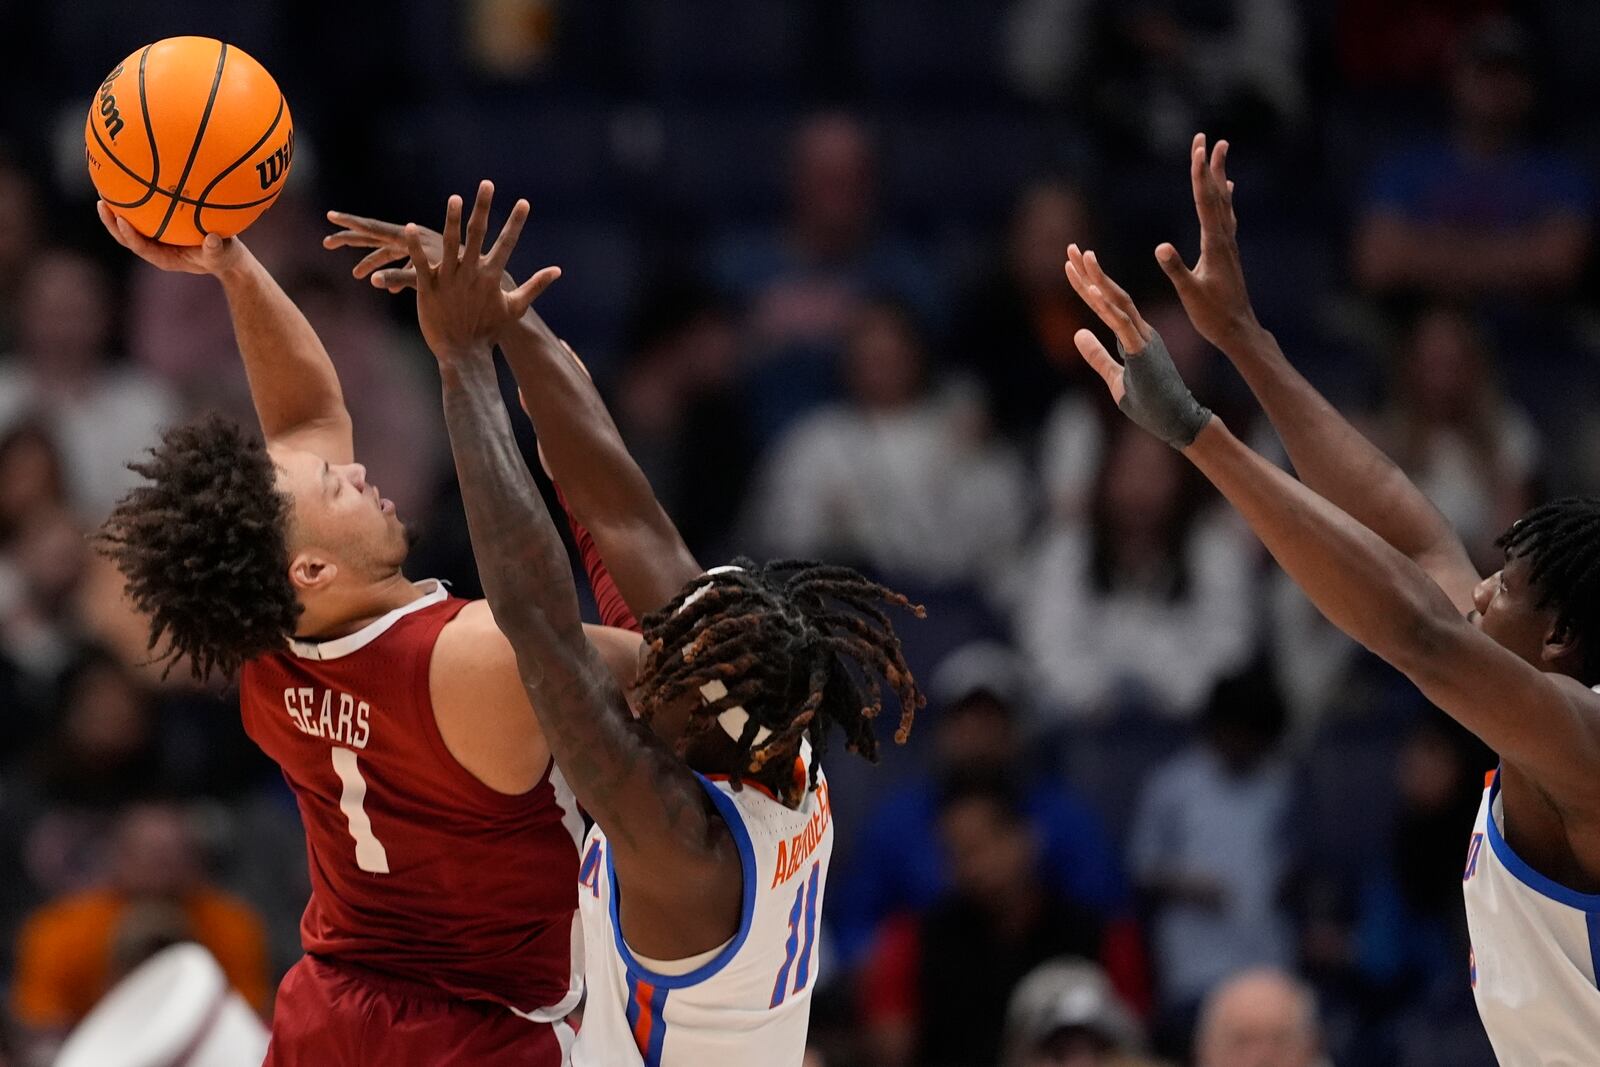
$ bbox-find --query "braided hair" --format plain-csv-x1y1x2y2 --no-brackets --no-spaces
634,560,925,803
1497,497,1600,684
97,415,302,681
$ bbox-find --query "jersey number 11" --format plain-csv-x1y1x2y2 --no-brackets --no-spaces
770,862,821,1008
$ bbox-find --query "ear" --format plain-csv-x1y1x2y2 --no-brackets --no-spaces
288,549,339,595
1541,619,1581,670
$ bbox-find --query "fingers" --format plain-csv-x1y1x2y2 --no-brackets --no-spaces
1155,241,1198,295
439,195,463,279
1191,134,1237,237
486,199,531,273
1067,251,1144,351
1190,131,1208,218
353,247,404,279
1067,253,1138,346
507,266,562,316
403,224,434,286
1086,284,1145,353
1210,139,1229,193
1066,253,1123,334
113,212,145,247
371,266,420,293
325,210,403,238
1074,329,1126,403
97,201,131,249
1063,245,1094,302
372,268,419,293
323,229,394,251
1080,249,1152,339
464,180,494,259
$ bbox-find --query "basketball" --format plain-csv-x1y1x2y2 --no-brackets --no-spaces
85,37,293,246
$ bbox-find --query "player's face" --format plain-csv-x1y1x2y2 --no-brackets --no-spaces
1470,551,1556,668
271,445,409,582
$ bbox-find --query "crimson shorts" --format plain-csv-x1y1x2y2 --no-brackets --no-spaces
263,956,572,1066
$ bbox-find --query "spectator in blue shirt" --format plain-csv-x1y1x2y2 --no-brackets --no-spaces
711,113,940,441
831,642,1133,969
1354,17,1593,300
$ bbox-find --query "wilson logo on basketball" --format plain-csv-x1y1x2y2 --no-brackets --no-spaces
97,64,126,141
256,131,293,190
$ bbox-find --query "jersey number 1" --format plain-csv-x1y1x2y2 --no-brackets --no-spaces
332,748,390,874
770,862,821,1008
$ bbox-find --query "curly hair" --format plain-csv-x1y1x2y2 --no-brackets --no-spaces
634,559,925,803
1498,498,1600,685
97,415,301,681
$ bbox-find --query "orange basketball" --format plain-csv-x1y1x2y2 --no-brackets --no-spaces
85,37,293,246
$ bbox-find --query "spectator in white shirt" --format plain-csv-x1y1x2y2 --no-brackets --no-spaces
1014,421,1256,718
749,298,1028,587
0,250,177,523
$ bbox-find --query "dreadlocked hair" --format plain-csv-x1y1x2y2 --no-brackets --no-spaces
634,559,926,804
96,415,302,681
1497,497,1600,685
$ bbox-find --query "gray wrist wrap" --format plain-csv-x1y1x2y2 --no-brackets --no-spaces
1116,332,1212,449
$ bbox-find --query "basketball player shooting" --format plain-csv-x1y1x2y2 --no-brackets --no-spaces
1066,134,1600,1066
91,204,645,1066
388,183,924,1067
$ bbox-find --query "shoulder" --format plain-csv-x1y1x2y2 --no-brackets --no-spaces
432,599,516,670
430,600,528,710
430,599,551,795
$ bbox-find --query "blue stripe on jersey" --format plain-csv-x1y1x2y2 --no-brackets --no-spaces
644,983,669,1066
606,773,760,989
624,972,670,1067
795,861,821,992
1484,772,1600,911
624,971,642,1034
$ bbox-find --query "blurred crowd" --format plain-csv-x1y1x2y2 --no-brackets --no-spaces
2,1,1599,1065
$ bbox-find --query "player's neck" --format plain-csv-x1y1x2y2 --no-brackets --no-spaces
686,731,803,808
296,572,425,641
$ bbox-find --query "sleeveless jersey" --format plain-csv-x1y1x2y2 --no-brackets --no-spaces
573,754,834,1067
1463,766,1600,1066
239,580,584,1020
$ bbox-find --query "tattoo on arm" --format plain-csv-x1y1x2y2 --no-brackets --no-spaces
438,352,713,856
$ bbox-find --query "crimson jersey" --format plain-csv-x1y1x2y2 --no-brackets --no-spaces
239,580,584,1021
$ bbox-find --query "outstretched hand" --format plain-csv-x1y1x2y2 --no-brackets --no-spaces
1153,133,1258,348
324,209,520,294
1065,243,1212,449
97,200,246,276
406,181,560,364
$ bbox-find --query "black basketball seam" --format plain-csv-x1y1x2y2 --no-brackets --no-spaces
88,120,285,211
88,47,161,210
89,120,160,209
138,44,161,191
194,94,287,238
152,40,229,242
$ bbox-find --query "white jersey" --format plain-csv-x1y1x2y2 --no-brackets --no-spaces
573,755,834,1067
1463,769,1600,1066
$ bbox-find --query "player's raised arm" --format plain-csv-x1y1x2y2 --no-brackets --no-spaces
98,201,354,462
325,207,703,617
1068,250,1600,802
1139,134,1481,613
410,184,743,955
